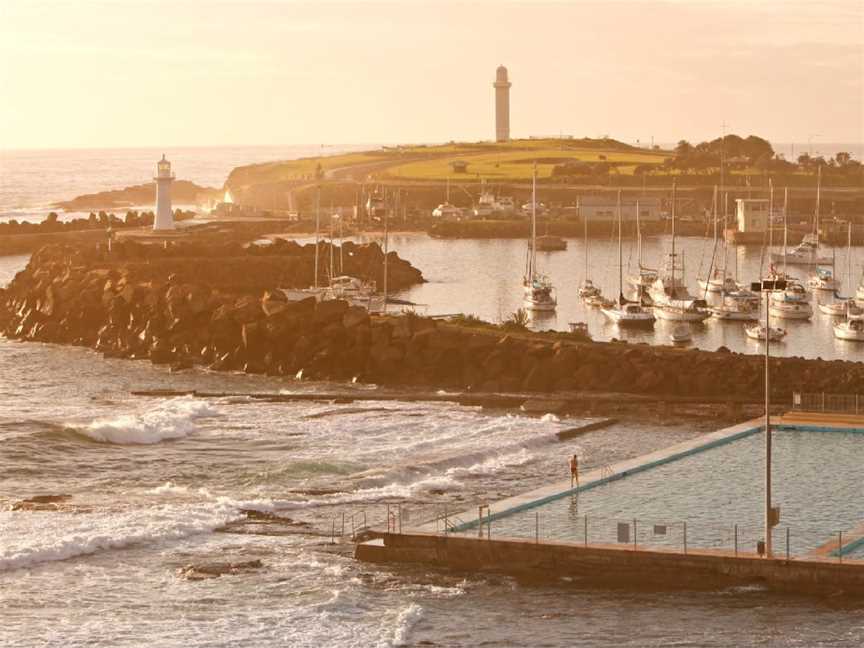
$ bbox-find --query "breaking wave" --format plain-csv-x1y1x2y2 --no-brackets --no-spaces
71,397,217,445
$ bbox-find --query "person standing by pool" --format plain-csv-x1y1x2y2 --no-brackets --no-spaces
569,453,579,488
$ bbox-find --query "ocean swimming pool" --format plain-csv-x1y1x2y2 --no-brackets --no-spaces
457,427,864,559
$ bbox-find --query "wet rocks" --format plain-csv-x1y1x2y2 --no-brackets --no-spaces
176,559,264,581
10,494,73,511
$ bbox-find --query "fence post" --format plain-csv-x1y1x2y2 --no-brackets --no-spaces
683,521,687,555
633,519,637,551
786,527,790,561
584,515,588,547
341,511,345,537
387,504,391,533
331,519,335,544
535,511,539,544
734,524,738,557
398,505,402,534
487,510,492,540
839,531,843,564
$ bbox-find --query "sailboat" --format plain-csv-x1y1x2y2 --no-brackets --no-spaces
771,167,831,265
601,190,655,327
651,181,710,322
578,198,603,300
522,164,557,311
745,289,787,341
432,178,460,219
627,199,658,293
698,187,738,294
768,280,812,320
818,222,861,316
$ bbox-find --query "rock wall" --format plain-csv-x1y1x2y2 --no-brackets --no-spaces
1,240,861,398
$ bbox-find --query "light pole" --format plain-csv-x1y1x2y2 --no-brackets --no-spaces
753,276,786,558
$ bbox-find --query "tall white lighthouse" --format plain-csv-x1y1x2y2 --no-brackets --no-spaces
494,65,511,143
153,154,175,231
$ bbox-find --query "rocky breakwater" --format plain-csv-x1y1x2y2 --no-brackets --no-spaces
0,238,423,374
2,241,864,398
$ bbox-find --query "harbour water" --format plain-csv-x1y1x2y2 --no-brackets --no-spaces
2,148,863,646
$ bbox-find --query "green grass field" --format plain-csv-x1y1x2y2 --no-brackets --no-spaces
226,138,672,187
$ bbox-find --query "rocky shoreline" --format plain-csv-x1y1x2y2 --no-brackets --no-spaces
1,239,861,399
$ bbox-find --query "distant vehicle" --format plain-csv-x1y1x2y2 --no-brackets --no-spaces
432,203,462,220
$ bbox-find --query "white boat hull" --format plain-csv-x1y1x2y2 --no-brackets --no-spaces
834,324,864,341
770,252,833,266
654,306,710,322
523,298,557,312
600,307,655,326
768,304,812,320
710,307,758,321
745,325,786,341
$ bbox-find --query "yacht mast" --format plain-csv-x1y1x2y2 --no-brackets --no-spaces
636,199,642,270
617,189,623,303
530,163,537,280
314,186,321,289
768,178,774,254
383,189,389,314
671,180,677,291
815,166,822,247
783,187,789,276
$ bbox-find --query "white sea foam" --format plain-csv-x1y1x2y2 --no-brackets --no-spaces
388,603,424,647
0,501,243,572
74,397,217,444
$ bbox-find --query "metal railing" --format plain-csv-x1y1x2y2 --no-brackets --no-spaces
792,392,862,414
329,499,863,564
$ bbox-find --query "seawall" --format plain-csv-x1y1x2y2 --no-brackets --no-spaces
356,532,864,596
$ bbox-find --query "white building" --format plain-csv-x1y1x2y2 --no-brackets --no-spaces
577,196,662,222
493,65,511,143
153,154,175,231
736,199,769,232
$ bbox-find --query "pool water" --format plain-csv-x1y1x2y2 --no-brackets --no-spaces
483,428,864,558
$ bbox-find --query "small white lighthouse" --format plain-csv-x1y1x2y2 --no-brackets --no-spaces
153,154,175,230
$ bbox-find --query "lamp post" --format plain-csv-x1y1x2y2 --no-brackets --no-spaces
752,277,786,558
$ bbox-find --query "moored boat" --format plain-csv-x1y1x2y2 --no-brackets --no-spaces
834,315,864,341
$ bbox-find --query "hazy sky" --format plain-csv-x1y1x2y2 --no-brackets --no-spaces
1,0,861,149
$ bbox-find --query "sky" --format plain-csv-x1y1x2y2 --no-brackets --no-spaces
1,0,862,150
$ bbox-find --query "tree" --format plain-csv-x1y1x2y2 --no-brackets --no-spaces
675,140,693,157
835,151,852,166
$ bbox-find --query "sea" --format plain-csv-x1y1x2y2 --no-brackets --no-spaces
1,146,863,647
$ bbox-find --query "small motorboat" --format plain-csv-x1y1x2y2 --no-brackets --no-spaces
744,323,787,342
669,324,692,344
807,267,840,292
818,299,862,317
768,281,813,320
834,316,864,341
